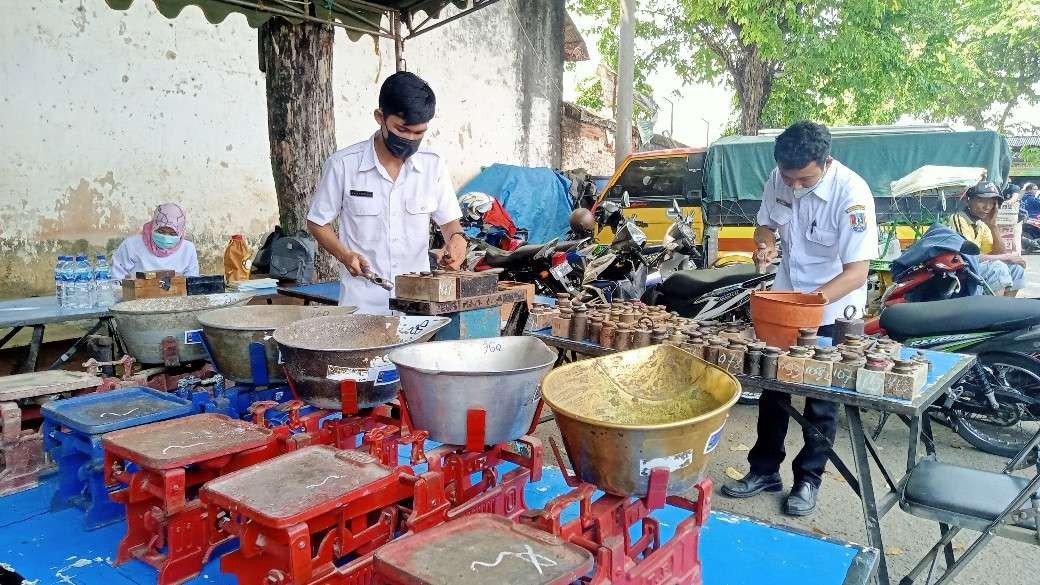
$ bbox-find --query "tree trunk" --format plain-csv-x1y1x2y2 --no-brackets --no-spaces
259,19,339,281
736,49,771,136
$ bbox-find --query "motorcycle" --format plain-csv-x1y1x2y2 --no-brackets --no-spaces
866,226,1040,457
1022,214,1040,254
476,237,586,296
655,199,701,276
874,296,1040,458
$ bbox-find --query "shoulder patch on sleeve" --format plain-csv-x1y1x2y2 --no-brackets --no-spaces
845,204,865,213
849,210,867,232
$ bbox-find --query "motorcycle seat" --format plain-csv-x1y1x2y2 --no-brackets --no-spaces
481,240,584,269
880,296,1040,338
660,263,759,301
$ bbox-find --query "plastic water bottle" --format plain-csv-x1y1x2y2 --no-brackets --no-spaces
54,255,70,308
93,255,115,308
71,255,93,309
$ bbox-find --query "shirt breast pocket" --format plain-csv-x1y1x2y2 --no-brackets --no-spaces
805,227,838,257
404,195,437,242
344,192,382,242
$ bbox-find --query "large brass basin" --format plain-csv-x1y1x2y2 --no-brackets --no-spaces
540,344,740,497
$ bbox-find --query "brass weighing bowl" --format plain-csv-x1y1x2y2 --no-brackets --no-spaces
540,344,740,497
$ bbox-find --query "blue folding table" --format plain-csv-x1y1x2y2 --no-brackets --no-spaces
0,463,876,585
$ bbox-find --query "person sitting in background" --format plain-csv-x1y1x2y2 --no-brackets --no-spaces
1022,183,1040,218
948,182,1025,296
111,203,200,280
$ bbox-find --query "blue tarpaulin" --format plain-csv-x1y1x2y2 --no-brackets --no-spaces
459,164,573,244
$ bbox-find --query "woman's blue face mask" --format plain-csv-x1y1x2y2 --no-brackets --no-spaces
152,231,180,249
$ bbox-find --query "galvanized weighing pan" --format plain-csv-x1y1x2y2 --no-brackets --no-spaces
110,293,254,364
273,314,450,409
198,305,358,384
540,344,740,497
389,336,556,446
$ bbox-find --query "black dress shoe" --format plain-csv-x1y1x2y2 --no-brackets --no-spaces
785,481,818,516
721,472,783,498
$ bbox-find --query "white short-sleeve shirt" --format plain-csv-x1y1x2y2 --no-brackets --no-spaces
756,159,878,325
307,134,462,314
110,235,200,280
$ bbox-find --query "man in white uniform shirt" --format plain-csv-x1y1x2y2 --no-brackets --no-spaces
722,121,878,517
307,72,466,314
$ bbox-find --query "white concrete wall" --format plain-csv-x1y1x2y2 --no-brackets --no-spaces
0,0,562,297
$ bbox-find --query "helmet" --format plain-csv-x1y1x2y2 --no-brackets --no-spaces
569,208,595,233
966,181,1002,200
458,192,494,220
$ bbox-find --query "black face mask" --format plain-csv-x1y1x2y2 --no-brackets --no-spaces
381,126,422,160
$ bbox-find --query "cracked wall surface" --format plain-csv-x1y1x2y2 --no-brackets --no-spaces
0,0,563,298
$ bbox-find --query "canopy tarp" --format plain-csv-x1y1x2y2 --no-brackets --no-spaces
105,0,476,41
703,130,1011,202
459,164,573,244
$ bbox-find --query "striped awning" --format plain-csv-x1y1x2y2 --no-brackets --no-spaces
104,0,485,41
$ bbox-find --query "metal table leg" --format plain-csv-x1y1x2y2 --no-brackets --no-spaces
776,401,862,495
847,405,890,585
0,326,23,350
47,319,106,370
17,325,45,373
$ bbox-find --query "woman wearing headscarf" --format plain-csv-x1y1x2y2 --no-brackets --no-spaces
111,203,200,280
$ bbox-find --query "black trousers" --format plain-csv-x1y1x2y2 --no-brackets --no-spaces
747,325,838,488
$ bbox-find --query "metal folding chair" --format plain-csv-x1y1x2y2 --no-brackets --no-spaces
899,427,1040,584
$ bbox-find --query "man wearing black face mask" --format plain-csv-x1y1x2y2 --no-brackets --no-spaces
308,72,466,314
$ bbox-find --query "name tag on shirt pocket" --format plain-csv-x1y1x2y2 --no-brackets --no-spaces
350,190,373,198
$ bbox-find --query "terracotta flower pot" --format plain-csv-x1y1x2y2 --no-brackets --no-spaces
750,291,828,349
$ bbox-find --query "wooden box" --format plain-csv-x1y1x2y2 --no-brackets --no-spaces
121,273,186,300
455,271,499,298
394,273,458,302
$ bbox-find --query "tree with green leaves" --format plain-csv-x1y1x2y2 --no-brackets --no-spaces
917,0,1040,133
572,0,1040,135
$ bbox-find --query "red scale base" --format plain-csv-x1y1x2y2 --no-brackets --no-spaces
101,382,416,585
371,440,712,585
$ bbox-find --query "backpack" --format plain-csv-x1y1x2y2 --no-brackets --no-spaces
269,230,317,282
251,226,285,274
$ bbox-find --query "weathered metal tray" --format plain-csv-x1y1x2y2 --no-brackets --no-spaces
390,337,555,445
40,386,193,435
200,445,393,526
198,305,358,384
111,293,254,363
540,344,741,497
102,413,274,469
273,314,450,409
373,513,594,585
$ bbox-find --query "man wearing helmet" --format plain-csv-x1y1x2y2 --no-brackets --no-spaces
949,181,1026,296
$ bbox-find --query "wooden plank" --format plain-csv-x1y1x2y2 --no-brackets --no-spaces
390,288,527,315
0,370,101,401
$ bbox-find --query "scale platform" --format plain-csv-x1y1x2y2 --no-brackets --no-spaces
373,513,594,585
41,387,193,434
103,413,274,469
201,445,394,527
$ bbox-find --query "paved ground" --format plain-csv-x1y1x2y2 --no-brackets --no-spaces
535,255,1040,585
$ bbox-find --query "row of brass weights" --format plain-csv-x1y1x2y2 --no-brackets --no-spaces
543,295,933,397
